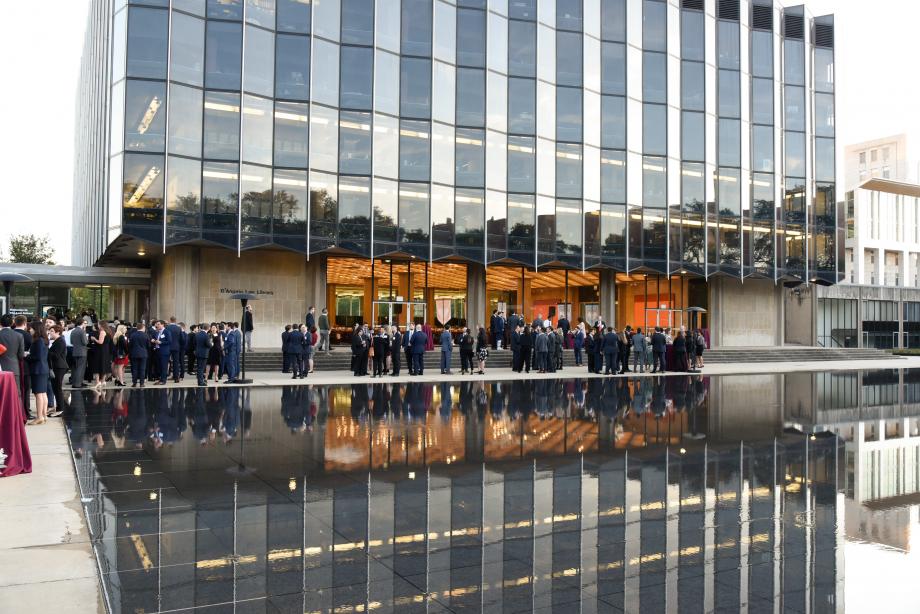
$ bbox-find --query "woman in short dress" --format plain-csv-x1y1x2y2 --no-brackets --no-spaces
26,321,49,425
207,324,223,382
475,325,488,375
89,322,114,387
111,324,130,387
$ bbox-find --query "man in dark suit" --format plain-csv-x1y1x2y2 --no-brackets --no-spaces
127,322,150,387
152,321,172,384
288,324,305,379
603,327,619,375
186,324,198,376
194,324,212,386
0,314,25,400
224,322,241,383
305,306,316,331
390,326,402,376
410,324,427,375
70,319,89,388
651,327,667,374
13,316,33,418
510,323,521,371
403,323,414,375
166,317,183,382
558,314,570,337
281,325,292,373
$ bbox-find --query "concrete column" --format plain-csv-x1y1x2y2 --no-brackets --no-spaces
600,270,616,326
304,255,327,316
467,263,486,330
151,246,200,323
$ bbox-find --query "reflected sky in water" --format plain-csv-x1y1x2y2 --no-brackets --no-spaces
67,370,920,613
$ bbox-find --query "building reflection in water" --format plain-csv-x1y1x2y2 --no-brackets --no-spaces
68,374,846,613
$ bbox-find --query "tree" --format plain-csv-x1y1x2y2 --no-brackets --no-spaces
8,234,55,265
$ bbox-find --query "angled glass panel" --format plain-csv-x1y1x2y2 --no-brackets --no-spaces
309,170,338,246
557,0,583,31
751,78,773,125
815,93,835,137
122,153,165,231
273,101,309,168
509,0,536,21
127,7,168,79
168,84,203,157
374,50,400,116
751,124,774,173
507,77,535,135
398,182,430,255
784,131,806,177
751,173,774,220
601,149,626,203
125,80,166,152
717,167,741,216
717,20,740,69
203,91,240,160
241,94,273,165
785,84,807,139
507,135,536,193
373,178,398,245
312,0,340,41
167,156,200,228
680,10,704,61
643,51,666,103
376,0,400,52
681,111,704,162
681,162,705,214
277,0,310,34
642,0,666,51
400,57,432,118
642,103,666,155
309,104,338,172
275,34,310,100
457,7,487,67
784,40,805,85
508,194,535,255
555,143,582,198
174,0,205,15
171,12,205,86
815,48,835,93
341,0,374,45
200,160,238,237
312,39,340,106
338,175,371,254
642,155,667,207
272,168,308,238
456,67,485,127
455,128,486,188
718,69,740,118
205,21,242,90
718,118,740,168
340,45,374,110
208,0,242,19
601,0,626,41
245,0,275,28
240,163,272,235
456,188,485,252
339,111,373,175
556,31,584,87
751,31,772,77
373,113,399,178
556,199,582,256
433,0,456,63
399,119,431,181
601,95,626,149
815,137,835,182
681,61,704,110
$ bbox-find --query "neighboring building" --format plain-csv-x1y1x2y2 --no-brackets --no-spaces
844,134,917,188
73,0,840,348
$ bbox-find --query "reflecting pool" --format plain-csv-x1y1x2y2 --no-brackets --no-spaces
67,370,920,613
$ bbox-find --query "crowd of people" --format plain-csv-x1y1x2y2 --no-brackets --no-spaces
0,310,253,427
282,307,708,379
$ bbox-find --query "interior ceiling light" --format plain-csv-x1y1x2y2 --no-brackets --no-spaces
136,96,162,134
127,166,161,206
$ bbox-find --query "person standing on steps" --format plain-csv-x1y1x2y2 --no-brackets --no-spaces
305,306,316,332
410,324,428,376
651,327,667,374
631,327,647,373
243,305,254,352
127,322,149,387
390,325,402,376
318,308,331,352
289,323,305,379
439,327,453,374
195,323,213,386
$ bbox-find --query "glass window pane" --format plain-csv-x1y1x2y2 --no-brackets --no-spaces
752,78,773,125
401,0,432,56
243,26,274,96
398,182,430,251
815,137,835,182
643,103,666,155
784,40,805,85
338,175,371,249
643,51,666,103
717,20,739,69
556,143,582,198
400,57,432,118
207,0,242,19
752,31,772,77
166,155,202,223
399,119,431,181
557,31,583,87
312,0,340,41
309,171,337,243
377,0,400,52
509,20,536,77
273,101,309,167
601,149,626,202
602,42,626,95
751,124,774,173
457,8,486,67
556,87,583,143
681,61,704,110
125,80,166,152
556,199,582,255
201,160,238,232
277,0,310,33
339,111,372,175
245,0,275,27
112,9,127,82
602,95,625,149
127,7,168,78
815,93,835,137
241,94,273,164
718,69,740,118
433,0,456,62
507,77,535,134
815,48,835,93
206,21,242,90
456,128,485,187
557,0,582,31
456,67,485,127
312,39,340,106
203,91,240,160
682,162,704,213
752,172,774,219
342,0,374,45
601,0,625,41
680,10,703,61
374,50,400,116
456,188,485,247
507,135,536,193
681,111,704,161
717,167,741,216
340,46,374,109
168,84,203,156
174,0,205,15
275,34,310,100
643,155,666,207
273,168,308,235
171,12,205,86
784,85,805,131
373,113,399,178
509,0,536,20
718,118,740,167
123,153,165,216
309,105,338,172
373,178,398,243
642,0,666,51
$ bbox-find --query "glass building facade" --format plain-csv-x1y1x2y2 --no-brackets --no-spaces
74,0,841,284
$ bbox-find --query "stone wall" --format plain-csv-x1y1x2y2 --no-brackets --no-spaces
708,277,783,347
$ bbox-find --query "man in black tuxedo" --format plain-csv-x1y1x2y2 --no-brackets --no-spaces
194,324,212,386
651,327,667,374
127,323,150,387
390,326,402,376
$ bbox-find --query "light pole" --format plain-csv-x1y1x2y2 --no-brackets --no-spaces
229,292,258,384
0,272,32,316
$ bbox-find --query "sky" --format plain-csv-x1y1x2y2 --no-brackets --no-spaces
0,0,918,266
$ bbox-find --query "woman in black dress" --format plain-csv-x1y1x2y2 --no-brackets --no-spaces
475,326,488,375
207,324,223,382
89,322,114,387
673,331,688,372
